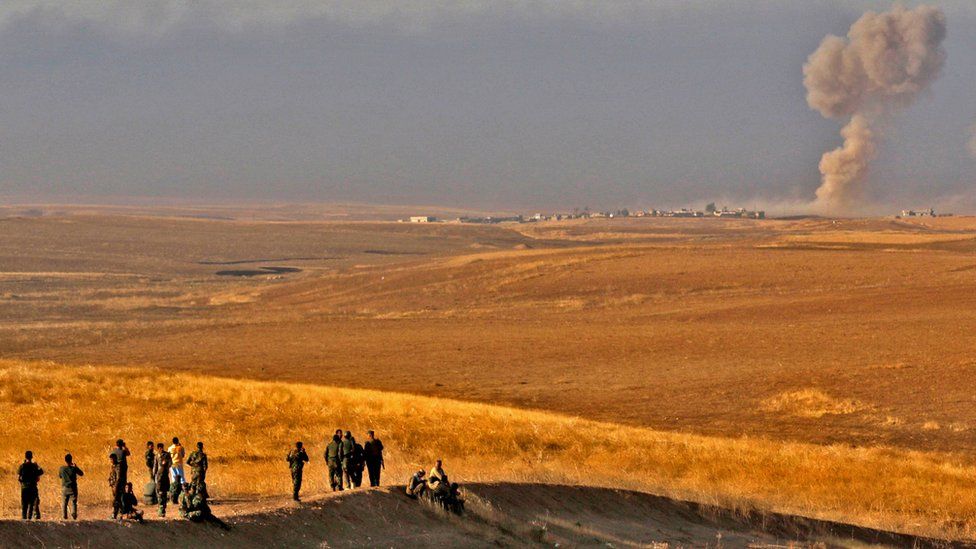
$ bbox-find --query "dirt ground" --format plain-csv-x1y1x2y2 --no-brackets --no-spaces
0,483,954,548
4,213,976,453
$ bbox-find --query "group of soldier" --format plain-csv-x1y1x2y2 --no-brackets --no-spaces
142,437,211,521
404,459,465,514
286,429,385,501
16,429,464,524
16,436,211,523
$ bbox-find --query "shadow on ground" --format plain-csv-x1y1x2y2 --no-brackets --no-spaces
0,483,968,548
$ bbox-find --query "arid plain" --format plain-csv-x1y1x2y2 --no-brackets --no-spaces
3,209,976,541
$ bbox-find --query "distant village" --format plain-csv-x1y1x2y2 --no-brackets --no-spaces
404,203,765,224
896,208,952,218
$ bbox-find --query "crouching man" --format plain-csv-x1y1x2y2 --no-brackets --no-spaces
405,469,427,499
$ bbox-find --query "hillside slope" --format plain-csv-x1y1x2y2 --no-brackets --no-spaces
0,484,961,548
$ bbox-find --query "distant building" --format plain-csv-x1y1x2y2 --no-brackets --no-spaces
409,216,436,223
457,214,523,224
710,207,764,219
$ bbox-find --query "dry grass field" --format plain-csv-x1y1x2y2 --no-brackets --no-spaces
1,360,975,539
3,210,976,539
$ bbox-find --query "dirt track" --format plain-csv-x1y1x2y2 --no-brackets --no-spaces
0,483,963,548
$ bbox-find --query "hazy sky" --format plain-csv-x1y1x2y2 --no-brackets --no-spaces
1,1,973,212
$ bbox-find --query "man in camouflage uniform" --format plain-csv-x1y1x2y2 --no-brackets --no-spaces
17,450,43,520
180,482,212,522
340,431,356,489
109,439,131,487
153,442,172,517
186,442,208,488
179,482,195,519
108,453,124,519
324,434,343,491
286,441,309,501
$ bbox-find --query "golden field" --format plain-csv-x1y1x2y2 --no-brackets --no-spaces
5,214,976,451
1,360,975,539
3,210,976,539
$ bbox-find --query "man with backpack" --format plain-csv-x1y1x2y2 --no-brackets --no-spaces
325,434,343,491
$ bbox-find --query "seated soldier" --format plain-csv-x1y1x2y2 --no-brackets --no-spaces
405,470,427,499
427,460,450,501
180,482,212,522
120,483,145,523
179,483,194,519
446,482,465,514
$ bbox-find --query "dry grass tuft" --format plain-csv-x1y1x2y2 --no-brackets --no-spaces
0,361,975,539
760,389,867,419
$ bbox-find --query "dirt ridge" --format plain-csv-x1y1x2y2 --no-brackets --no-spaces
0,483,967,548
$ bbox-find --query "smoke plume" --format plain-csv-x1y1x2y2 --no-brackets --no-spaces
803,5,946,212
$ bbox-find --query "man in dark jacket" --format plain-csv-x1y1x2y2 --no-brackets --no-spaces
58,453,84,520
144,441,155,478
340,431,356,489
363,430,384,487
351,441,365,488
17,450,43,520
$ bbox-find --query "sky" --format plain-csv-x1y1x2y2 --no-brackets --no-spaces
0,1,973,213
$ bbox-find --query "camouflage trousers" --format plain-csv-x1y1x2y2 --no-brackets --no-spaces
190,468,206,487
291,469,303,499
328,463,343,491
156,477,170,516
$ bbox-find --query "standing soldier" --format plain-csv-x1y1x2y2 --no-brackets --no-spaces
340,431,356,490
109,439,131,487
17,450,43,520
58,453,84,520
153,442,172,517
187,442,208,488
324,434,343,491
363,430,384,487
351,440,366,488
144,441,155,478
108,453,124,520
286,441,310,502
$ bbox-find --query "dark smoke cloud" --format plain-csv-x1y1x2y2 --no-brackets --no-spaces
803,5,947,211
